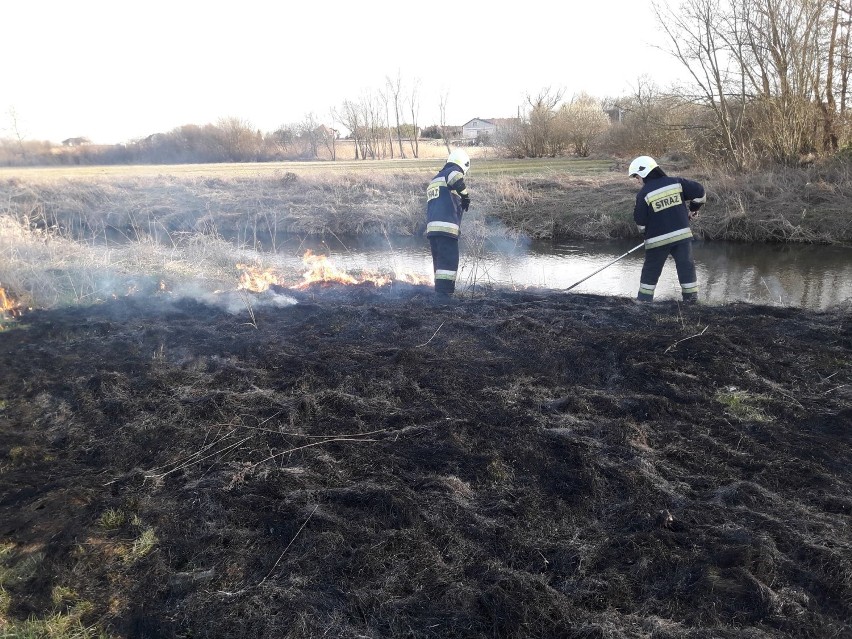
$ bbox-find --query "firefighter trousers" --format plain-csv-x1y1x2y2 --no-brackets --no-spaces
429,236,459,298
638,240,698,302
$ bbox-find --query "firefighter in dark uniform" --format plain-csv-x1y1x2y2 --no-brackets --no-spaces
630,155,707,303
426,148,471,299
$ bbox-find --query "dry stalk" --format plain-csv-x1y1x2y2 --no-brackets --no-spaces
249,436,381,470
416,322,444,348
664,325,709,354
218,504,320,597
237,289,258,329
146,435,254,479
257,504,319,586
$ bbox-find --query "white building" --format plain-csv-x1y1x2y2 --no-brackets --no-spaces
460,118,518,143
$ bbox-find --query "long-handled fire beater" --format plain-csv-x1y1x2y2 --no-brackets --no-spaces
564,242,645,292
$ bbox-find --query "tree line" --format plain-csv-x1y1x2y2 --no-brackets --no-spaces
2,0,849,171
654,0,852,170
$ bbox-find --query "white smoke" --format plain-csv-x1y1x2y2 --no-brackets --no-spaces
168,282,298,314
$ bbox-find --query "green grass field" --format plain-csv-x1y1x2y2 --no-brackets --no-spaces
0,157,615,181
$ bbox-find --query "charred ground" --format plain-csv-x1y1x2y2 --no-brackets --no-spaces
0,287,850,638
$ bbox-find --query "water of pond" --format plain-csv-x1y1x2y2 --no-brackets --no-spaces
248,234,851,310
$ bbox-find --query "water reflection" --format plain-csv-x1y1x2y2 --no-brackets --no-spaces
523,240,852,309
259,235,851,310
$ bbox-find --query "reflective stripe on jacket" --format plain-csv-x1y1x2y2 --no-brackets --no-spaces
634,176,705,249
426,162,468,238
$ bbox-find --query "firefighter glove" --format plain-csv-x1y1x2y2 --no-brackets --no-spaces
461,195,471,212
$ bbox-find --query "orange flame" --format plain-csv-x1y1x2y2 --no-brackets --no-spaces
292,250,360,290
0,287,23,319
388,269,433,286
237,251,431,292
237,263,283,292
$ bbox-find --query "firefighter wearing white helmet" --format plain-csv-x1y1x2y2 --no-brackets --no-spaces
425,148,472,299
628,156,658,179
629,156,707,303
447,148,471,175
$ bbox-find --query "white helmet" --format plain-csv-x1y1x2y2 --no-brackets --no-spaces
628,155,658,178
447,148,471,174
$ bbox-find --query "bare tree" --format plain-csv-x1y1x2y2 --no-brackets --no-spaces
333,100,363,159
379,86,394,159
655,0,749,169
816,0,842,151
359,92,385,159
217,116,258,161
5,107,28,159
560,93,611,156
746,0,825,162
524,87,565,157
609,76,697,157
408,79,421,158
840,0,852,127
657,0,849,167
386,71,407,158
298,112,322,159
493,88,566,158
324,125,338,161
271,125,297,156
438,90,452,152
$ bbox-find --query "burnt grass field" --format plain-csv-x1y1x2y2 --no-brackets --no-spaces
0,285,850,638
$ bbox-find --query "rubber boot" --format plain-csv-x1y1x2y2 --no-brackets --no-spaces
435,278,455,301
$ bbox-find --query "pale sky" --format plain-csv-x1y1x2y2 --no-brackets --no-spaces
2,0,685,145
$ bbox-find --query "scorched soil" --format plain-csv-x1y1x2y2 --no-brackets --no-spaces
0,286,850,638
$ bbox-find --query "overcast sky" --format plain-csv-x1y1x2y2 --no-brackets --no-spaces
2,0,685,145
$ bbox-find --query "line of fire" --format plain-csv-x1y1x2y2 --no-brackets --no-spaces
237,250,431,293
0,250,433,327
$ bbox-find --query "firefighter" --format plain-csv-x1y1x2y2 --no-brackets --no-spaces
425,148,471,299
629,155,706,303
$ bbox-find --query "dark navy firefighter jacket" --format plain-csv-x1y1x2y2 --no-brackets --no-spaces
426,162,469,239
633,175,706,249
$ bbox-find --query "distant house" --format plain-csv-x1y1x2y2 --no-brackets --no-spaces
461,118,518,142
61,137,90,147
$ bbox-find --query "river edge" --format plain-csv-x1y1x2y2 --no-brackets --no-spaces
2,159,850,246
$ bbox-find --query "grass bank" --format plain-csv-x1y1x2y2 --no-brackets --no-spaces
1,157,850,313
2,157,850,245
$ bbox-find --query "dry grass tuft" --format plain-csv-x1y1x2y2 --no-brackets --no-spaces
696,165,851,243
0,215,262,310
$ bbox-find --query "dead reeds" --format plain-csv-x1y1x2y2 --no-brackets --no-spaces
2,161,849,312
